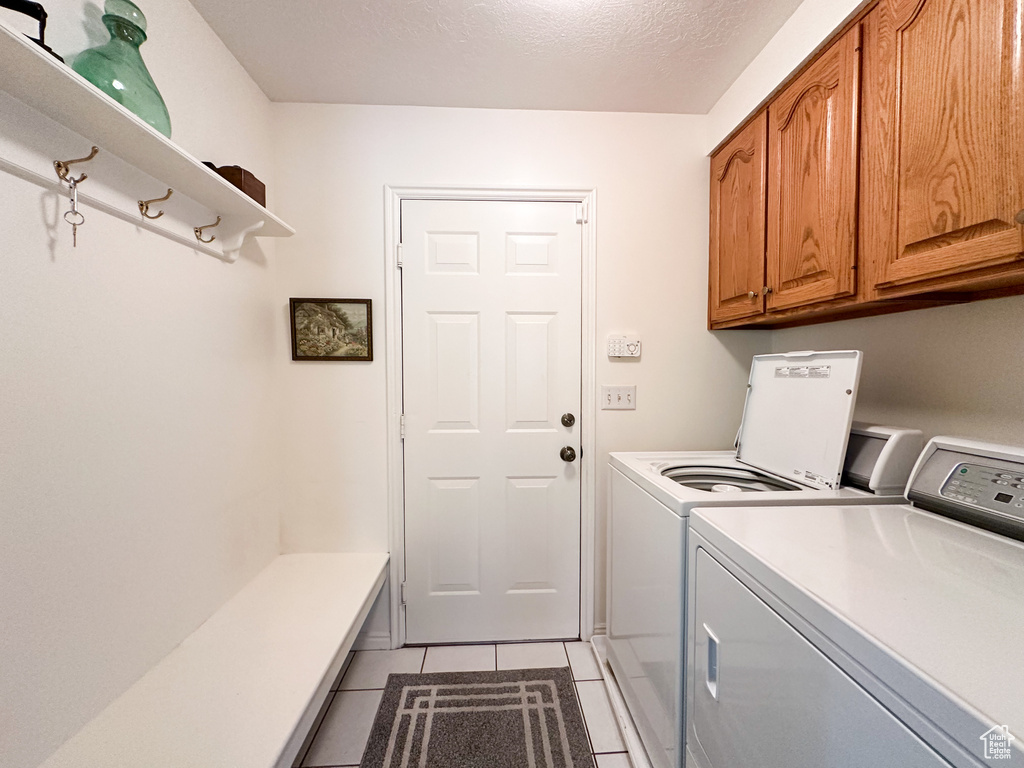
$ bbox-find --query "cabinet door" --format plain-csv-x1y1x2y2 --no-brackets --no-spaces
766,27,861,311
708,111,767,325
875,0,1024,289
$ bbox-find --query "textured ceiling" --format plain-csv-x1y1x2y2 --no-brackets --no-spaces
189,0,805,113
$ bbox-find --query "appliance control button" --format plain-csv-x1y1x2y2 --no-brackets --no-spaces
995,480,1009,485
998,473,1013,479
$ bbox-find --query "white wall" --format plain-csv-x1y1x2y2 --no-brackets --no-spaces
270,103,766,629
773,298,1024,443
705,0,868,151
0,3,282,765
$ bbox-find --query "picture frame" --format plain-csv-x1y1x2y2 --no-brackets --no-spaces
289,298,373,361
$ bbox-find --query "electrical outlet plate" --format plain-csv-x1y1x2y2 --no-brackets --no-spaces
607,335,641,358
602,385,636,410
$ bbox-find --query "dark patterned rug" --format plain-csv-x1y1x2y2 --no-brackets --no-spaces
360,667,596,768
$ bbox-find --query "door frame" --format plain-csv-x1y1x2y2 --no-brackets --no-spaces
384,185,598,648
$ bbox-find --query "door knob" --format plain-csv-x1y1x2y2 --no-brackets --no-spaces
560,446,577,462
561,413,576,427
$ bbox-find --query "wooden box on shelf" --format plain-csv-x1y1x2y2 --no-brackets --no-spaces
204,163,266,207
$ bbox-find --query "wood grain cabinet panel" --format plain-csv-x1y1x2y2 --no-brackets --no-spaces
708,0,1024,330
875,0,1024,291
766,26,861,311
708,111,768,324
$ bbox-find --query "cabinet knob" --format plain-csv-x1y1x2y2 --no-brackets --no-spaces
747,290,757,299
761,286,773,295
1016,209,1024,226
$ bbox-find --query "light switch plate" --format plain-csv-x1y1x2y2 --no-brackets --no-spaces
602,385,636,410
607,335,641,358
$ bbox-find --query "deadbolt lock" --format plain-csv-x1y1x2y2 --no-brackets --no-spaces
561,413,576,427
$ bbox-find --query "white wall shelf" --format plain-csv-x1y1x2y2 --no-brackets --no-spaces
0,21,294,261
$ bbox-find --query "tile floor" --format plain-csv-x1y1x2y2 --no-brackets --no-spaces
294,641,631,768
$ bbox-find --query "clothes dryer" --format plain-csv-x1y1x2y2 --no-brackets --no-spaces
686,437,1024,768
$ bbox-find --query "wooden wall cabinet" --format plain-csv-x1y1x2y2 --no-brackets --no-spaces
709,25,864,328
708,112,768,325
709,0,1024,330
871,0,1024,295
767,27,861,311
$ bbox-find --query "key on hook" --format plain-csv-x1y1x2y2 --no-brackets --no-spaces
64,177,85,247
54,146,99,185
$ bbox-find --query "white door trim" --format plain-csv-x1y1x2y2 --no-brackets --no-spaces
384,185,598,648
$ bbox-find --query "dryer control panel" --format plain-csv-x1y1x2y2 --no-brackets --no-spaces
908,438,1024,542
941,463,1024,512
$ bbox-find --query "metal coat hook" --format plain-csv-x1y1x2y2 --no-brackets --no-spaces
139,188,173,220
194,216,221,244
54,146,99,185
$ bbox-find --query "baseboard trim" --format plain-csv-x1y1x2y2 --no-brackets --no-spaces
353,630,392,651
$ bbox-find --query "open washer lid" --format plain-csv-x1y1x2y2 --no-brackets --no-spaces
736,350,862,490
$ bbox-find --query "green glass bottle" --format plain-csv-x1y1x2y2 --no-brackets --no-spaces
72,0,171,137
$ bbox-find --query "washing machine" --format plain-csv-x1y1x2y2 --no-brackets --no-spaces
605,350,923,768
686,437,1024,768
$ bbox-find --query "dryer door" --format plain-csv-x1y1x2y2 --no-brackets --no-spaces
688,548,952,768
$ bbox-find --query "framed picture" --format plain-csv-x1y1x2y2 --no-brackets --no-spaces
290,298,373,361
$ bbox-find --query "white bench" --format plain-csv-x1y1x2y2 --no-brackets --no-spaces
40,553,389,768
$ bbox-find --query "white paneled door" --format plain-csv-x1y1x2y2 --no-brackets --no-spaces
401,199,583,644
